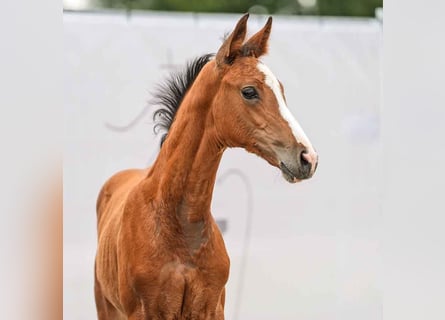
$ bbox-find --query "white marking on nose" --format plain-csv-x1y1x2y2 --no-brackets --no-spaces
257,62,317,168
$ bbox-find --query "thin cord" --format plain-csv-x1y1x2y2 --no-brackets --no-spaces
216,169,253,320
104,105,151,132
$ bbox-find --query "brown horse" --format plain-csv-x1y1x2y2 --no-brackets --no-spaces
94,14,318,320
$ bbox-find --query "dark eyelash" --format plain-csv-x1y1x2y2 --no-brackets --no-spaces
241,86,259,100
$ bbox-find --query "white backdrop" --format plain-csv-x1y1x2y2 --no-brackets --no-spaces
64,11,381,320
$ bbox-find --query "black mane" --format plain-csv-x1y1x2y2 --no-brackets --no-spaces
152,53,214,147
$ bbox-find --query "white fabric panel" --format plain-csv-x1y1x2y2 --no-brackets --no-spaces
64,11,381,320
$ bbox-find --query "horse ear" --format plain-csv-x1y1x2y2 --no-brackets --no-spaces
241,16,273,58
215,13,249,67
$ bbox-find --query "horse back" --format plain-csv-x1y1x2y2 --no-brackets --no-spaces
96,168,148,226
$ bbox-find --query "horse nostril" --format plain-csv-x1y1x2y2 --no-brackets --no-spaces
300,151,310,168
300,150,318,177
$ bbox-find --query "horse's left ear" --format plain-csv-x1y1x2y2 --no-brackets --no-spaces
215,13,249,67
241,17,273,58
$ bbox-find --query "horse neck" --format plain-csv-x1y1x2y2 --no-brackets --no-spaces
147,64,224,225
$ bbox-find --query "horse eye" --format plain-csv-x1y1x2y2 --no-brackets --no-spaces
241,86,259,100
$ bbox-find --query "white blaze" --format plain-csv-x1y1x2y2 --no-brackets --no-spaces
257,62,316,155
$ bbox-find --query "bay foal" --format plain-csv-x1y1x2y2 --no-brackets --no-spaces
95,14,318,320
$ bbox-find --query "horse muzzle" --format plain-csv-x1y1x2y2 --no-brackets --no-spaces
279,149,318,183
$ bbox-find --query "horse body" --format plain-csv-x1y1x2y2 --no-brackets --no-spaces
95,171,229,319
95,14,318,319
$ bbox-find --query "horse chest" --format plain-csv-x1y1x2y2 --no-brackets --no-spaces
155,237,230,290
157,263,226,315
128,222,230,293
130,258,227,319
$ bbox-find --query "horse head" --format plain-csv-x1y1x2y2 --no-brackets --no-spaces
209,14,318,182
